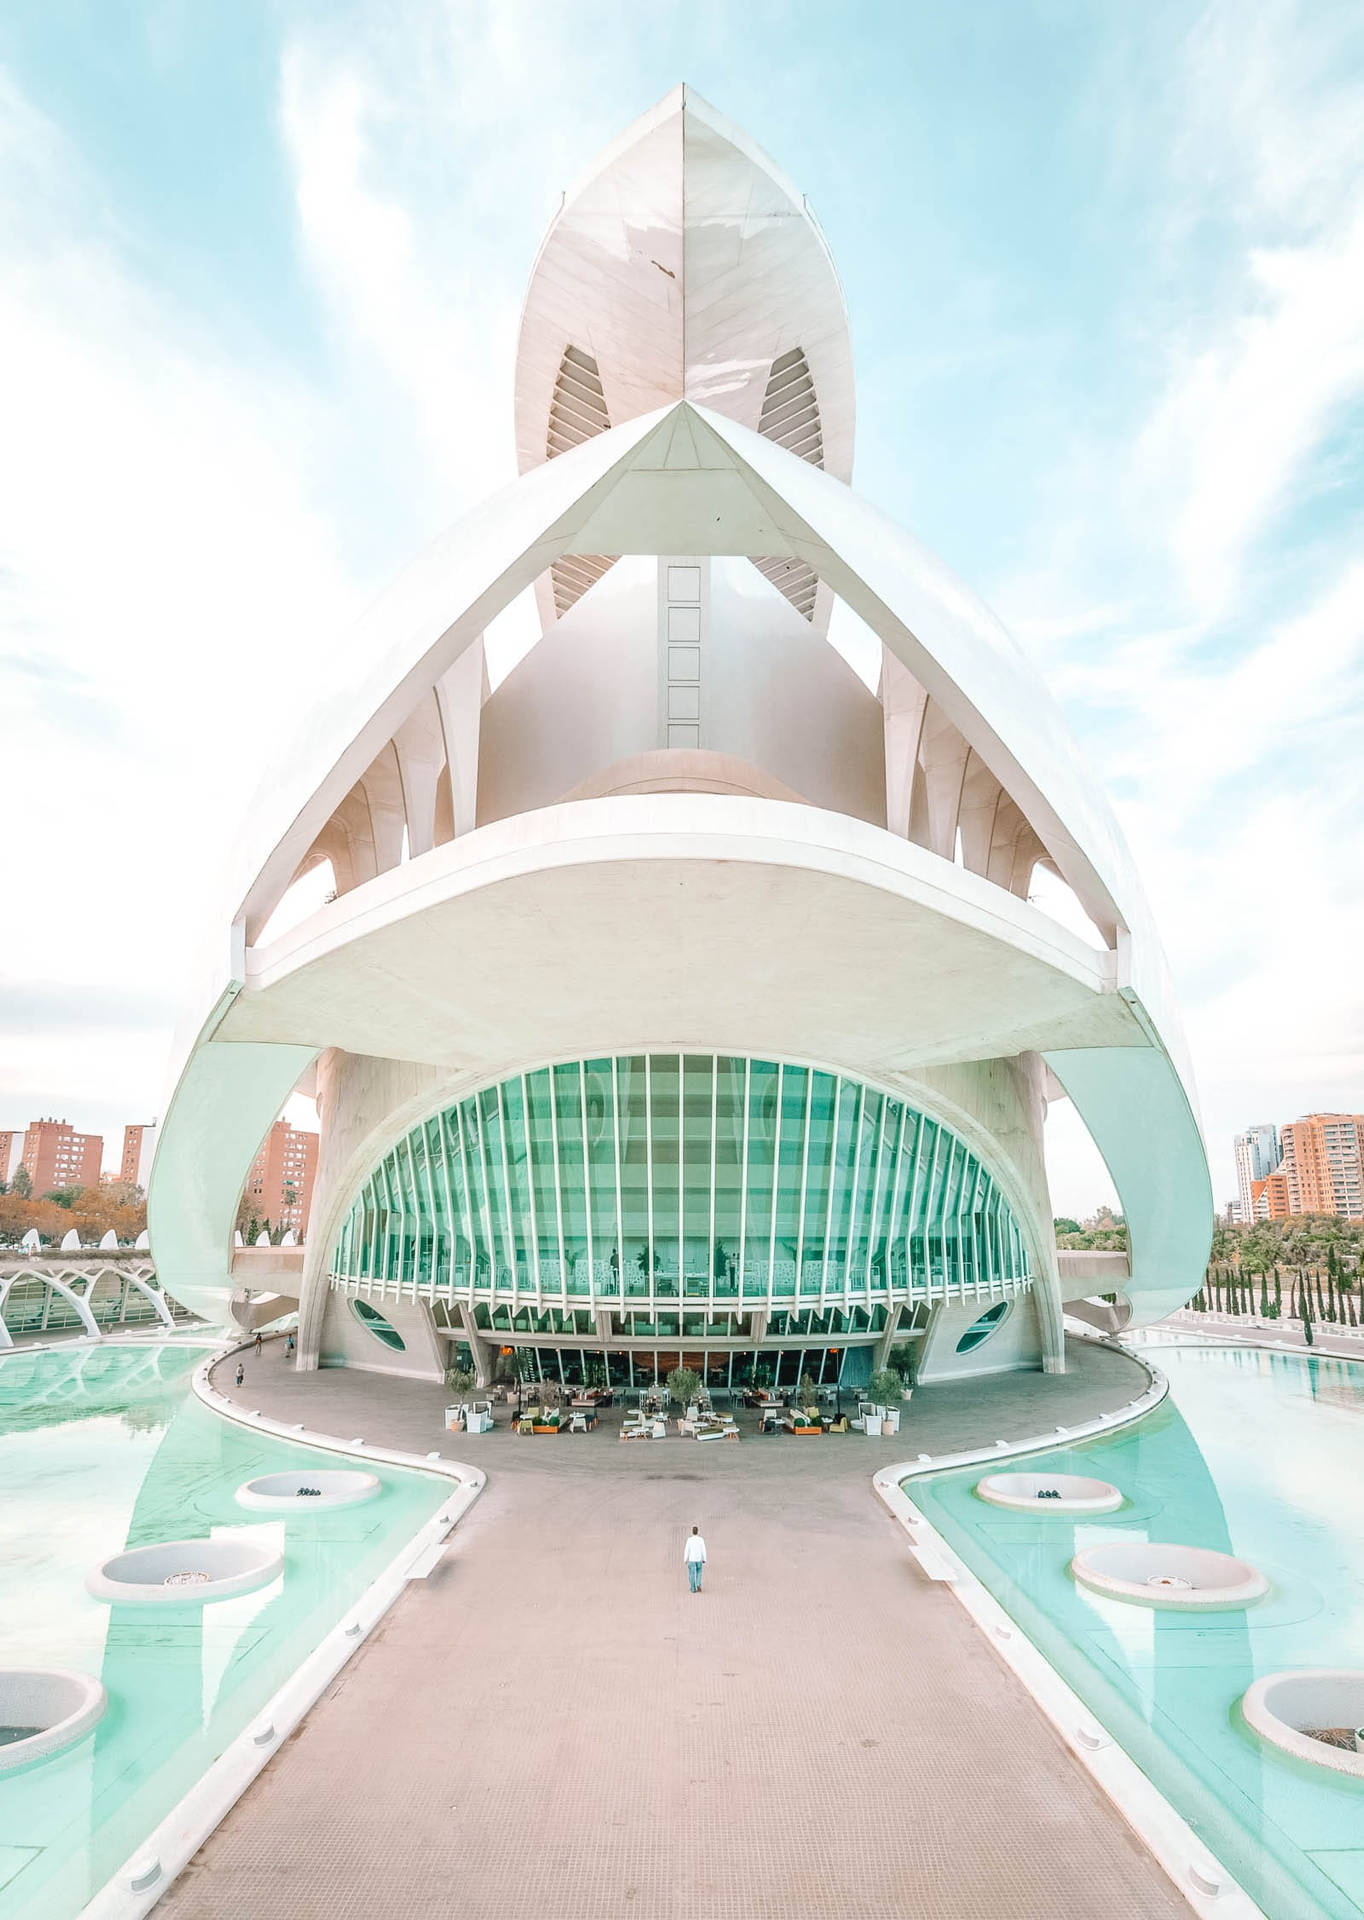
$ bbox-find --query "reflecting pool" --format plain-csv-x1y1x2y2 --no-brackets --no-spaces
912,1342,1364,1920
0,1341,448,1919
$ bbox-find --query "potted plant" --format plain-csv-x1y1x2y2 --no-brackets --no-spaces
867,1368,904,1434
666,1364,701,1412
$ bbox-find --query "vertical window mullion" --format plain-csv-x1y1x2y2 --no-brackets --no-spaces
611,1057,624,1300
737,1057,751,1298
846,1085,866,1300
708,1053,718,1310
820,1077,841,1307
886,1104,913,1294
923,1124,943,1305
579,1061,595,1289
419,1122,440,1300
676,1051,684,1295
795,1067,812,1297
767,1062,783,1310
548,1064,567,1296
644,1054,655,1301
521,1074,541,1296
904,1112,926,1291
864,1095,890,1289
497,1082,518,1296
435,1109,459,1304
454,1109,479,1303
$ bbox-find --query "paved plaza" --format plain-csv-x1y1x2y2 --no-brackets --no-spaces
155,1339,1188,1919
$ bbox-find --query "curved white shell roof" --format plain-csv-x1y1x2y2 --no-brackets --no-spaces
515,86,854,483
148,96,1212,1345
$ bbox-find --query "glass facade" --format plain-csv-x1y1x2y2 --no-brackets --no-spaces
331,1054,1032,1314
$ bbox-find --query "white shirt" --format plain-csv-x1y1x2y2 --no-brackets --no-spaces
684,1534,707,1563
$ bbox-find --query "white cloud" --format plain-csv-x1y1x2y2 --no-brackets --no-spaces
993,2,1364,1205
0,69,359,1159
1133,210,1364,618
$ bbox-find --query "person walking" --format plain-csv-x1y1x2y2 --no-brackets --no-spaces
253,1331,263,1356
684,1524,707,1594
286,1331,296,1358
234,1362,244,1388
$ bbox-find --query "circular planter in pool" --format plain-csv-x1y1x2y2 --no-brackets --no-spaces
1242,1671,1364,1777
1071,1542,1268,1610
977,1471,1122,1514
86,1537,284,1605
235,1470,381,1512
0,1668,107,1773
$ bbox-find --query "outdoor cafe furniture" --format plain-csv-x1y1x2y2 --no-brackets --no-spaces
784,1407,824,1436
517,1407,565,1435
567,1409,597,1433
620,1413,667,1441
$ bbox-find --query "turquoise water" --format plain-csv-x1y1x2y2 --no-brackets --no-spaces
0,1341,448,1918
912,1342,1364,1920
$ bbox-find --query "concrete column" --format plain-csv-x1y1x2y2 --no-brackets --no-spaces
873,1302,903,1371
458,1304,493,1387
748,1310,768,1345
295,1048,447,1370
595,1309,615,1345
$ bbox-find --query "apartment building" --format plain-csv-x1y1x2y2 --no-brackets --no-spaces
1278,1114,1364,1220
242,1119,319,1235
19,1118,103,1195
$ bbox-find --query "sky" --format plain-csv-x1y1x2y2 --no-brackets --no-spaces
0,0,1361,1212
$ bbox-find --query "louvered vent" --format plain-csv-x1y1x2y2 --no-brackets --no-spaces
757,346,824,465
750,555,820,620
546,345,617,616
546,345,610,456
750,347,823,620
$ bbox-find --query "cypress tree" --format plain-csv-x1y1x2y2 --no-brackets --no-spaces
1301,1271,1314,1346
1274,1270,1282,1319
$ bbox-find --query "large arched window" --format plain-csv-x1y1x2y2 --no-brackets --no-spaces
331,1055,1032,1317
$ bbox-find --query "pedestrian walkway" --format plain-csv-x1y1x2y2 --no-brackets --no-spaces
157,1340,1186,1919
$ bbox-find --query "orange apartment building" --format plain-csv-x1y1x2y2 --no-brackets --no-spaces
242,1119,319,1235
17,1118,103,1195
1276,1113,1364,1220
1250,1170,1292,1220
119,1123,158,1191
0,1131,22,1184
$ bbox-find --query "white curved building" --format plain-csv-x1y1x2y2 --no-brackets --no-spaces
149,87,1211,1394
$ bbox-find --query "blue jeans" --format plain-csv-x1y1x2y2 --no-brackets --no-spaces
687,1559,703,1592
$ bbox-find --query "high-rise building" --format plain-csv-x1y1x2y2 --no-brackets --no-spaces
0,1131,23,1183
1233,1124,1279,1226
20,1118,103,1195
1278,1115,1364,1220
242,1120,319,1235
149,88,1211,1389
120,1123,158,1192
1250,1171,1292,1220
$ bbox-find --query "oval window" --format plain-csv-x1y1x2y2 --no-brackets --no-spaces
956,1298,1011,1355
350,1297,406,1351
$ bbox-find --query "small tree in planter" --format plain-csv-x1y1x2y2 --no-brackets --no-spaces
445,1365,476,1396
868,1367,903,1407
666,1365,701,1410
798,1371,820,1410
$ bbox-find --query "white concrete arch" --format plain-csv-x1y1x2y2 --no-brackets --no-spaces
151,409,1210,1332
124,1272,176,1330
0,1272,100,1342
